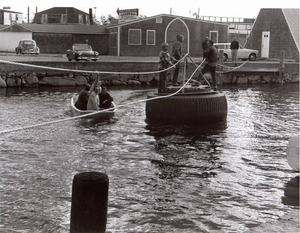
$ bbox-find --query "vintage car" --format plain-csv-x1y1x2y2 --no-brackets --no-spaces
214,43,259,61
15,39,40,54
66,44,99,61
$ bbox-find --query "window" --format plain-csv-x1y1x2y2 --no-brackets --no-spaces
86,15,90,25
146,30,155,45
41,14,47,24
61,14,67,24
128,29,141,45
78,14,83,24
156,17,162,23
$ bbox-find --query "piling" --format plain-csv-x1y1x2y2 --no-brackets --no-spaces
218,50,224,86
70,172,109,233
279,50,285,84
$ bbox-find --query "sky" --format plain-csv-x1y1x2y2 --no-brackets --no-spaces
4,0,300,22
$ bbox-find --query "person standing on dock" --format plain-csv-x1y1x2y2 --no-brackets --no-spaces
158,42,175,93
200,40,218,91
171,34,184,86
230,38,239,62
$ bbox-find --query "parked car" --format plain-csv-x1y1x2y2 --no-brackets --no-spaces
214,43,258,61
66,44,99,61
15,39,40,54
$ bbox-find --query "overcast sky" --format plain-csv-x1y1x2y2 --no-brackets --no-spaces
4,0,300,21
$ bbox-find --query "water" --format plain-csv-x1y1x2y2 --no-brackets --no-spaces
0,84,299,233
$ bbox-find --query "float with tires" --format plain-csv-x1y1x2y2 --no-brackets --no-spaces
145,85,228,124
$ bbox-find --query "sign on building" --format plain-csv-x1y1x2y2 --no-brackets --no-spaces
117,8,139,23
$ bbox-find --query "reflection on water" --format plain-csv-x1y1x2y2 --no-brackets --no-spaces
0,84,299,232
282,176,299,207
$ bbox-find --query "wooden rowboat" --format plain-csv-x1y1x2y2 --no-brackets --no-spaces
71,95,116,120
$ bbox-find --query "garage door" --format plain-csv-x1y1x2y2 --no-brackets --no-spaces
0,32,32,52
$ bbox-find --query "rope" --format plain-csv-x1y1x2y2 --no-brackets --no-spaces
216,61,249,74
0,54,188,76
0,56,207,135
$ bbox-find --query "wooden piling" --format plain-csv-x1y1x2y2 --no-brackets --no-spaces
279,50,285,84
70,172,109,233
218,50,224,86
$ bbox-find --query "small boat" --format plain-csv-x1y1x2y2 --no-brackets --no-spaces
71,95,116,120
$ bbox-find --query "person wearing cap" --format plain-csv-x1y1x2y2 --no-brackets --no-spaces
158,42,175,93
171,34,184,85
75,84,90,110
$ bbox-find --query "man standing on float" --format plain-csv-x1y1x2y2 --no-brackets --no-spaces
200,40,218,91
171,35,184,86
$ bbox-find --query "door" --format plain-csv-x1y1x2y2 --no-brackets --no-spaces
261,31,270,58
209,31,218,44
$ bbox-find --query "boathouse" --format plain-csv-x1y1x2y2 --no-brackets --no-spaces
245,8,299,61
106,14,229,57
0,23,108,54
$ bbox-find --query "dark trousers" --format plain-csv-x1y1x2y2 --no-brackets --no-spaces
158,70,167,93
200,64,217,87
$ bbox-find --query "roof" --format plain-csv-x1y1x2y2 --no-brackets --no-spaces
0,9,22,14
106,13,228,29
282,8,299,50
1,23,107,34
36,7,88,15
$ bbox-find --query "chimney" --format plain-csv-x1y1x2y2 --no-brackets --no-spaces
89,8,93,25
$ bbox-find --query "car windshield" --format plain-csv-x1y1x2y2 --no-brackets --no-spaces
73,44,92,51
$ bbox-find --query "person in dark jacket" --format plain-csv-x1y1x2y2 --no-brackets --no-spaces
200,40,218,91
98,86,113,109
171,34,184,85
230,38,239,62
75,84,90,110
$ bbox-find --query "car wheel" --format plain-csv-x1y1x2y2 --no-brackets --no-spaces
249,53,256,61
75,54,79,61
223,54,228,61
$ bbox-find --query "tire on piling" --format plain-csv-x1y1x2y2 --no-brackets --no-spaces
145,92,228,124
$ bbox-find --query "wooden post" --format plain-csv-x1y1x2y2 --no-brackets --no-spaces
218,50,224,86
182,57,187,93
279,50,285,84
70,172,109,233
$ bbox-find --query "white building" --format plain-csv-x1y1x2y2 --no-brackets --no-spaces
0,9,23,25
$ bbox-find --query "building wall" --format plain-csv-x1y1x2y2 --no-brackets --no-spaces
0,12,23,25
33,33,109,54
0,32,32,52
108,15,228,57
245,9,299,60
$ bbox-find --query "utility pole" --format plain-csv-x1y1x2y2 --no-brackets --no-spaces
27,7,29,23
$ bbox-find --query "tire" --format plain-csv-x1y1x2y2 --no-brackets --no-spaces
146,92,228,124
223,54,228,61
249,53,256,61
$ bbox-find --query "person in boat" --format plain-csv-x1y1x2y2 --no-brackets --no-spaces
75,84,90,110
87,86,101,110
98,86,113,109
200,40,218,91
201,37,209,60
158,42,175,93
171,34,184,86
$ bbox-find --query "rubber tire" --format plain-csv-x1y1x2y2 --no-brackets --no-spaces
249,53,256,61
146,92,228,124
223,54,228,61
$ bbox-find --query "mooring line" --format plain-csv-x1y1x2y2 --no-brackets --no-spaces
0,57,206,135
216,61,249,74
0,54,188,76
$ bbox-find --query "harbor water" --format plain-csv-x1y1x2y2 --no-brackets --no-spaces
0,84,299,232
